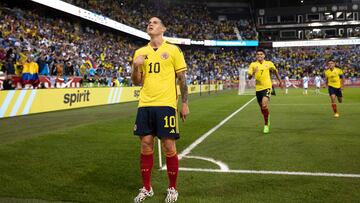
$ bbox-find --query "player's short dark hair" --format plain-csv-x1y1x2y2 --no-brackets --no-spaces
150,16,166,27
256,49,266,55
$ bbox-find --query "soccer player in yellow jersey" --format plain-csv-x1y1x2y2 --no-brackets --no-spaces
248,49,282,134
324,59,344,118
131,17,189,203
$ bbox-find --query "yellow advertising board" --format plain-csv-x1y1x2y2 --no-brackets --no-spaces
0,84,222,118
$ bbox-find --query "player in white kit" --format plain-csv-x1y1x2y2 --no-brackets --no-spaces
314,74,322,95
302,73,309,95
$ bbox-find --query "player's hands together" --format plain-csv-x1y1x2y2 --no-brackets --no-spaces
180,103,189,122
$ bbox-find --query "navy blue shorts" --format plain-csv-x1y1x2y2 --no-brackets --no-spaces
256,88,271,103
134,106,179,140
328,86,342,97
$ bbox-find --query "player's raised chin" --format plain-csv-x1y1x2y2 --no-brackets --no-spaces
147,17,166,36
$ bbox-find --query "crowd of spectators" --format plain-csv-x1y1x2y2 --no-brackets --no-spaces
0,3,359,91
63,0,258,40
183,46,360,85
270,46,360,80
0,3,139,89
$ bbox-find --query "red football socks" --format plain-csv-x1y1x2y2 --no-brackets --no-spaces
262,108,269,125
166,154,179,189
140,153,153,191
332,103,337,113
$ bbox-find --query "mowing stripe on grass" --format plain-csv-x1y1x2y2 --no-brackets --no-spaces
178,97,256,160
319,91,328,96
271,103,359,106
179,167,360,178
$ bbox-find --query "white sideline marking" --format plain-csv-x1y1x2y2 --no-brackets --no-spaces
178,167,360,178
178,97,256,160
160,97,255,170
183,155,229,171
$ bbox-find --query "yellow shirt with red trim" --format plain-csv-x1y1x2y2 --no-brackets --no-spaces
248,60,277,91
325,67,343,88
133,41,187,109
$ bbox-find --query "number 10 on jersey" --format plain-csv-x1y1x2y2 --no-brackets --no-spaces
148,62,160,73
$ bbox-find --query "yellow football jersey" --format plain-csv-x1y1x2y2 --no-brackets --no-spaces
325,67,343,88
133,41,187,109
248,60,277,91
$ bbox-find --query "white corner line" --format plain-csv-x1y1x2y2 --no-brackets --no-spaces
178,97,256,160
183,155,229,171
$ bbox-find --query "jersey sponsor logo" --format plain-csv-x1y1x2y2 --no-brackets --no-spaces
161,52,169,60
134,90,140,98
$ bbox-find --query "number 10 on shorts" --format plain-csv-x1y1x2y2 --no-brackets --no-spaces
164,116,176,128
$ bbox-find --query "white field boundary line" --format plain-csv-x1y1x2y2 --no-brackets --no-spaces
161,97,256,170
178,167,360,178
183,155,229,171
178,97,256,160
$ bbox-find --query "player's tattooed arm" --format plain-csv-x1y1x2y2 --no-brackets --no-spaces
177,70,189,121
177,71,188,104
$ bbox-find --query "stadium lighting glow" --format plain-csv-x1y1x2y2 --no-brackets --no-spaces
30,0,258,47
309,23,323,27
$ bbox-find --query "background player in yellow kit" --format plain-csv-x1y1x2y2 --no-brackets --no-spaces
248,49,282,134
324,59,344,118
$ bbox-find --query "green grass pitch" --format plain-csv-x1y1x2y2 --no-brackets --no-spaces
0,87,359,202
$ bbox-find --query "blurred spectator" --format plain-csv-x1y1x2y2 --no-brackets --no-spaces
21,53,39,88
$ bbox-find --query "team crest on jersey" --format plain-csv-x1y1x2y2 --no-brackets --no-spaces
161,52,169,60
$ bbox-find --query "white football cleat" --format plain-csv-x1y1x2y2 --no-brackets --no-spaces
134,187,154,203
165,187,178,203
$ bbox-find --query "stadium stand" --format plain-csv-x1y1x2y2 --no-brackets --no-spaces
62,0,258,40
0,1,359,90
